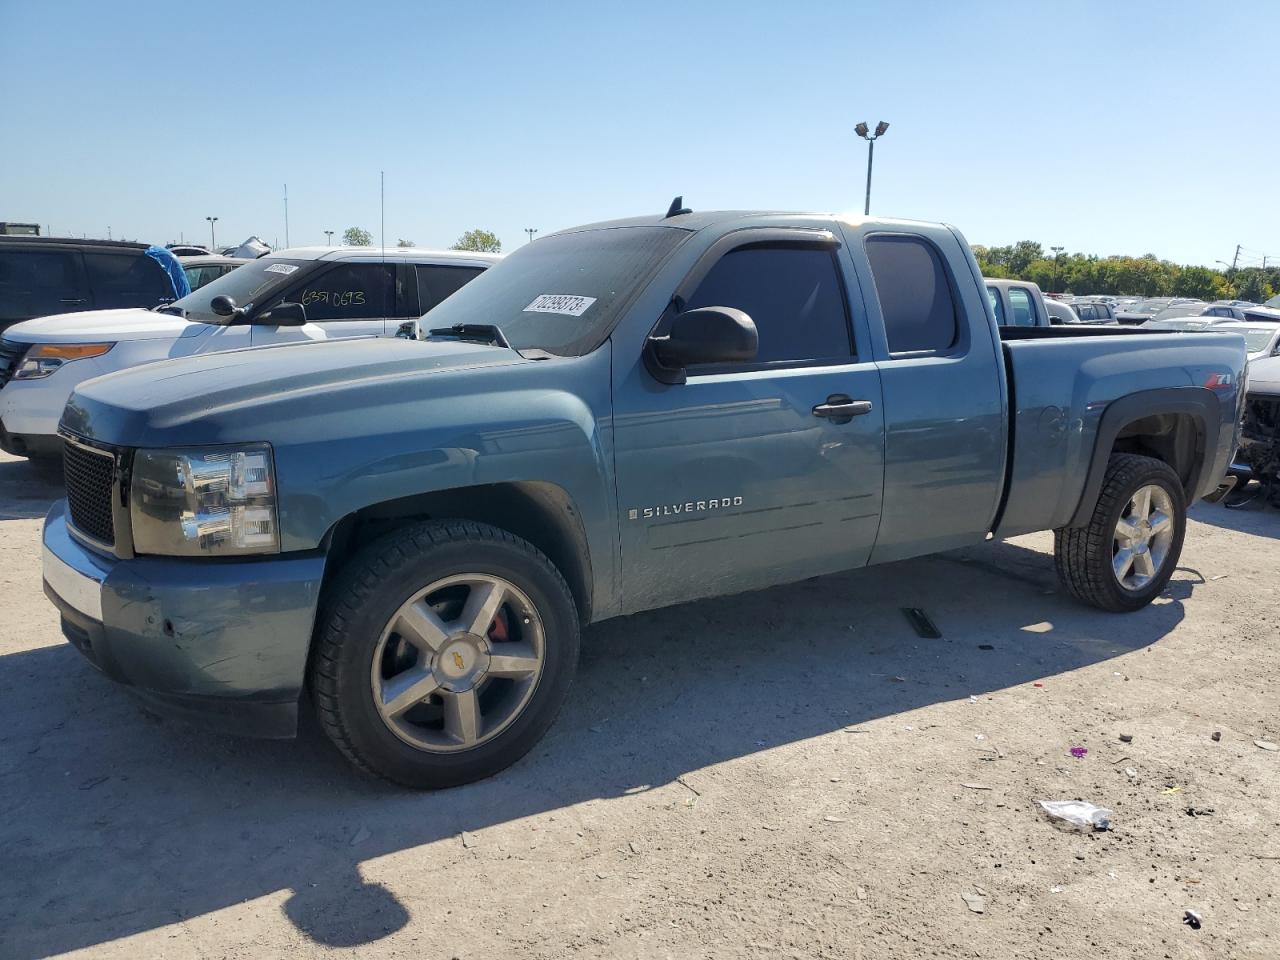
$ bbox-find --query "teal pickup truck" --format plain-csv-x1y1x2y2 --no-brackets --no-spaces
42,207,1245,787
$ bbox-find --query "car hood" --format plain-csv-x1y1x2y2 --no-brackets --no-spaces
61,336,528,447
2,308,202,343
1248,355,1280,397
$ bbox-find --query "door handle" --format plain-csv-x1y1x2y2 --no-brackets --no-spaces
812,395,874,421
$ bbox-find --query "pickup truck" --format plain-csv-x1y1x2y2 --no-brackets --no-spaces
40,208,1245,788
0,247,496,464
984,278,1054,327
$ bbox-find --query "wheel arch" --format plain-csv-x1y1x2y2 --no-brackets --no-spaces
1068,387,1221,528
320,481,594,624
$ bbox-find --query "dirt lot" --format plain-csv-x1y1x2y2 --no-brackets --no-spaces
1,449,1277,960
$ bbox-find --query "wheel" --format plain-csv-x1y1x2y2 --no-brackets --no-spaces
310,520,580,788
1054,454,1186,612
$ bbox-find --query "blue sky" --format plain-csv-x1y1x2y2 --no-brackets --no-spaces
3,0,1276,268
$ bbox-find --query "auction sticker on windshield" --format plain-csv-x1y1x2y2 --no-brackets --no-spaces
264,263,299,275
523,294,596,317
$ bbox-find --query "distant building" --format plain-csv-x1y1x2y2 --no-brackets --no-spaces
0,222,40,236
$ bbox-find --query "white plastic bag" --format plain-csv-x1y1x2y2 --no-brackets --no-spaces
1038,799,1113,831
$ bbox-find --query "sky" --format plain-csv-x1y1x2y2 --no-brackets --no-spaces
2,0,1277,269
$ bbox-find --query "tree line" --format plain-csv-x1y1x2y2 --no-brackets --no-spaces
339,226,502,253
973,240,1278,302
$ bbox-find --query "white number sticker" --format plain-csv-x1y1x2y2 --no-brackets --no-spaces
523,294,596,317
264,263,299,275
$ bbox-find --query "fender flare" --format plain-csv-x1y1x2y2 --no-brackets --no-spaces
1068,387,1221,528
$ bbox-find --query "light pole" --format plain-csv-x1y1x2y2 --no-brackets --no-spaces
205,216,218,250
324,230,334,246
1051,245,1065,293
525,228,538,244
854,121,890,216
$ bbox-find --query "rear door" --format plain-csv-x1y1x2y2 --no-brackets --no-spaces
83,250,174,308
0,245,89,329
850,229,1006,563
611,227,885,611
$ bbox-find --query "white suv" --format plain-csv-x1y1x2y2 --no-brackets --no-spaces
0,246,498,465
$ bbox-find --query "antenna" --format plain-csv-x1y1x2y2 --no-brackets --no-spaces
380,171,386,254
283,183,290,248
664,196,691,218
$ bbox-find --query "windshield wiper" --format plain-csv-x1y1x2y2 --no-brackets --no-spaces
427,323,511,348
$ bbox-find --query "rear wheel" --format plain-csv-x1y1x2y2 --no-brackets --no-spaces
311,520,579,788
1054,454,1186,612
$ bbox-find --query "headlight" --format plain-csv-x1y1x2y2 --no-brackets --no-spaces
130,444,280,556
15,342,114,380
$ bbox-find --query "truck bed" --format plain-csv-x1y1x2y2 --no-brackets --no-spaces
993,328,1244,538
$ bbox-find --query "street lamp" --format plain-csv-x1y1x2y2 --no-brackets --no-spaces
854,120,890,216
525,228,538,244
1051,245,1065,293
205,216,218,250
324,230,334,246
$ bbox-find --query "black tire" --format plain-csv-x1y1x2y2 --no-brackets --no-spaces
310,520,580,788
1054,454,1186,612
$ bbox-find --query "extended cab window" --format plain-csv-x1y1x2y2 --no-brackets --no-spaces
84,252,172,308
986,286,1006,325
294,263,393,321
416,264,485,314
1008,287,1036,326
685,245,851,365
865,236,959,354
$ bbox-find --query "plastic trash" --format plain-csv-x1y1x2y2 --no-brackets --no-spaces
1038,800,1113,831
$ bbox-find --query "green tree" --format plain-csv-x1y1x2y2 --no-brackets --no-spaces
342,226,373,246
1006,240,1045,275
1172,265,1226,300
451,229,502,253
397,238,415,247
1235,269,1271,303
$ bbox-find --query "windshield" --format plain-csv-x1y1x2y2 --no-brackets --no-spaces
1144,318,1209,331
167,258,313,324
1151,304,1205,321
1127,300,1169,315
1239,327,1279,353
422,226,689,355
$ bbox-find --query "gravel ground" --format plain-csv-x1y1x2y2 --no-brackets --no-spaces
1,449,1277,960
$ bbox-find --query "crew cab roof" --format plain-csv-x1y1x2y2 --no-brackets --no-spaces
549,209,947,237
0,235,150,251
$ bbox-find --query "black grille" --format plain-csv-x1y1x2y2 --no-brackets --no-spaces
63,440,117,545
0,339,27,389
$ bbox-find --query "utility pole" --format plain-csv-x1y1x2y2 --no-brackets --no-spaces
1051,245,1065,293
1232,244,1241,273
525,228,538,244
854,121,890,215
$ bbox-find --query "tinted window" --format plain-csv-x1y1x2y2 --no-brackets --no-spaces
1077,304,1096,322
293,263,393,321
1008,288,1036,326
986,286,1006,325
865,236,959,352
183,264,229,291
685,245,851,365
0,250,83,321
416,264,485,314
84,252,172,308
1097,304,1113,319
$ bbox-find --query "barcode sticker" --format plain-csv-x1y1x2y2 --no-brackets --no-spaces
523,294,596,317
264,263,299,275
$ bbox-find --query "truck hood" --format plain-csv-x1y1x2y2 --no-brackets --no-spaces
1248,355,1280,397
3,308,202,343
62,337,528,446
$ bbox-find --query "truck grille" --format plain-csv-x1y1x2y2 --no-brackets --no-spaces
63,440,117,546
0,339,27,389
1240,393,1280,481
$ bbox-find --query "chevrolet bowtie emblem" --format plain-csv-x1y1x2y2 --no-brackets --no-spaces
453,652,465,670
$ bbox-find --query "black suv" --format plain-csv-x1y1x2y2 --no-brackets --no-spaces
0,237,183,334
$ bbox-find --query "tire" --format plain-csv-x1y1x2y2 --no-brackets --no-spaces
1054,454,1186,612
310,520,580,788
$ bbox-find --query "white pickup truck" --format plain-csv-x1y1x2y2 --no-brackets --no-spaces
0,246,497,466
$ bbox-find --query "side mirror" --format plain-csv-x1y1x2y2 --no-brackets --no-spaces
259,302,307,326
209,294,242,319
646,306,758,384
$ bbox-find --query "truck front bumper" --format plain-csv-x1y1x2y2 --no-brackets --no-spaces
42,501,328,738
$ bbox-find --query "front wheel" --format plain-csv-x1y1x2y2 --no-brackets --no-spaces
310,520,580,788
1054,454,1186,612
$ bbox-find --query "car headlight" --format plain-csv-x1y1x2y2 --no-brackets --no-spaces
15,342,114,380
130,444,280,556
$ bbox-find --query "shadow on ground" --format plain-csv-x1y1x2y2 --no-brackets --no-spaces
0,457,59,521
0,530,1205,958
1188,483,1280,540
